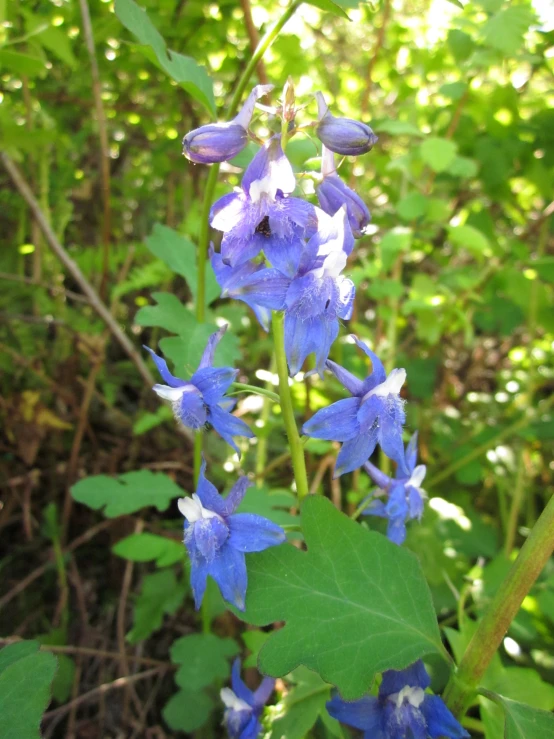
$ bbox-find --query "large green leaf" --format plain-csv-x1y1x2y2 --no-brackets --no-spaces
162,689,214,732
241,496,443,699
483,6,536,56
71,470,183,517
0,49,45,76
144,224,220,306
114,0,215,113
481,690,554,739
236,486,298,530
0,641,57,739
170,634,238,690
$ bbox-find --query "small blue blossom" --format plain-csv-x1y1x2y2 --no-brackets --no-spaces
221,659,275,739
327,660,469,739
211,208,355,377
210,135,316,275
317,146,371,238
179,461,285,610
144,325,254,456
362,432,427,545
183,84,273,163
302,337,407,476
315,92,378,156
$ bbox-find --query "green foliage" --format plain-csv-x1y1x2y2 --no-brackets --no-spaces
71,470,183,517
242,496,442,699
482,691,554,739
114,0,215,114
113,532,184,566
171,634,238,690
270,667,343,739
162,688,214,733
128,569,187,643
0,641,57,739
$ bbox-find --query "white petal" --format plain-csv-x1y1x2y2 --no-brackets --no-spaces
178,496,203,523
408,464,426,489
153,384,185,401
369,368,407,398
220,688,251,712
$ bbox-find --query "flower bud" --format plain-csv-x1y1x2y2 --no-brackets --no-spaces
315,92,378,156
316,147,370,238
183,84,273,164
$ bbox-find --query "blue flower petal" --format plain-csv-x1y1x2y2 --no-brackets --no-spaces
284,313,338,377
335,429,378,477
198,325,228,370
144,346,185,388
228,513,286,552
302,397,361,441
189,556,209,610
195,459,227,516
208,542,247,611
380,660,431,696
421,695,470,739
362,498,388,518
379,407,408,474
326,695,382,732
209,404,255,456
252,677,275,709
326,359,365,396
194,517,229,562
408,484,425,520
222,476,252,516
226,267,289,311
242,135,295,197
352,338,387,390
221,230,269,267
363,460,391,490
231,659,255,706
357,394,382,434
191,366,237,404
262,231,305,278
404,431,419,475
178,386,208,429
210,191,247,233
386,516,407,545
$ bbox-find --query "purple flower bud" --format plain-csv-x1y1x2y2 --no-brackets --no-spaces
315,92,378,156
183,84,273,164
316,147,371,238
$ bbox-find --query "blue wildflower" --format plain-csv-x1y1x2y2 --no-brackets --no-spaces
183,84,273,164
317,145,371,238
221,659,275,739
315,92,378,156
327,660,469,739
179,461,285,610
211,208,355,377
210,134,316,276
302,337,407,476
145,325,254,456
362,432,426,545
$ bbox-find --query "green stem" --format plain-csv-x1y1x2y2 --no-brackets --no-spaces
443,493,554,719
427,394,554,488
255,355,277,477
504,448,526,557
271,311,309,500
193,431,203,485
229,381,280,404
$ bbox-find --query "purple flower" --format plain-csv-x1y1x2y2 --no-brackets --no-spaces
315,92,378,156
183,84,273,164
362,432,427,545
327,660,469,739
180,461,285,611
209,135,316,276
221,660,275,739
211,208,355,377
144,325,254,456
317,146,371,238
302,337,407,477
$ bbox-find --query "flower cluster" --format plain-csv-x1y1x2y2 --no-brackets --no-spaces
327,660,469,739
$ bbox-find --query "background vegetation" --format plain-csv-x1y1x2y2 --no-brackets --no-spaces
1,0,553,736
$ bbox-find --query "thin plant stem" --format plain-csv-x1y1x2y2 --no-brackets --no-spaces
443,492,554,719
229,381,280,404
271,311,309,500
255,355,277,477
504,448,526,557
193,432,203,485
